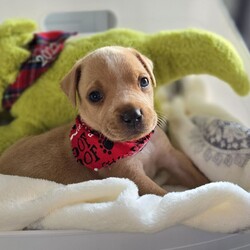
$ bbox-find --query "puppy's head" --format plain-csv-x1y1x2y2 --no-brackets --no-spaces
61,46,157,141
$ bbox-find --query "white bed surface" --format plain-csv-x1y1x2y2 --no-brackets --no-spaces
1,226,249,250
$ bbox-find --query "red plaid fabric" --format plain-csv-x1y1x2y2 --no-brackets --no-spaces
2,31,76,110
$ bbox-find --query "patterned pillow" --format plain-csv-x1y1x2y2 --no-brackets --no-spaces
169,115,250,191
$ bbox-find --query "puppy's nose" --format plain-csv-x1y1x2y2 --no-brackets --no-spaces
121,108,143,128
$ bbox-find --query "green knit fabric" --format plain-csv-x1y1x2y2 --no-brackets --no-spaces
0,19,249,154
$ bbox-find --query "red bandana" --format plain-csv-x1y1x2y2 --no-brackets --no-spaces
70,116,154,171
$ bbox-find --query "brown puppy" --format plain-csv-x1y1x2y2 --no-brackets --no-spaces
0,46,208,196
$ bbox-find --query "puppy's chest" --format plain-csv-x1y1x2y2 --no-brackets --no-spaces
135,141,159,177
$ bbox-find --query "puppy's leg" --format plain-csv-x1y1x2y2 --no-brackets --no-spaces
100,162,167,196
130,170,167,196
159,148,209,188
132,172,167,196
155,128,209,188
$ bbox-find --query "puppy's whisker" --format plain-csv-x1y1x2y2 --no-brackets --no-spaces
157,118,168,128
156,111,168,129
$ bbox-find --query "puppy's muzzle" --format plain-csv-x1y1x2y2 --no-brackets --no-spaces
120,108,143,130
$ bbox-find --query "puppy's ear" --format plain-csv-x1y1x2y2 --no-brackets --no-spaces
129,48,156,87
61,60,82,107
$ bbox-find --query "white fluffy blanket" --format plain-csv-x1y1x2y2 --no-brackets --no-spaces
1,174,250,233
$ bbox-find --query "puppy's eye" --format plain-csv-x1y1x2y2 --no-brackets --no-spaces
139,77,149,88
88,91,103,103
